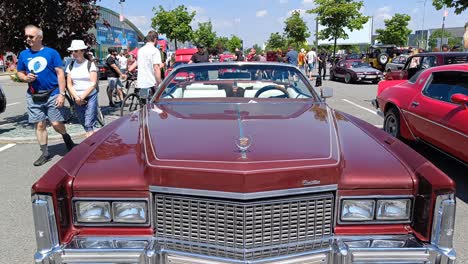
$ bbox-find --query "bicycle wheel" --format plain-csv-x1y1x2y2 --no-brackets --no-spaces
120,93,142,116
63,94,77,123
95,105,105,127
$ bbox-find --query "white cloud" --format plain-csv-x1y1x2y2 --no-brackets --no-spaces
302,0,314,5
188,6,206,15
288,9,308,16
256,10,268,17
234,18,241,24
279,0,288,3
126,15,152,35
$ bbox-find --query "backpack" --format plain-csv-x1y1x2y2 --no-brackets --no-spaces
68,60,100,91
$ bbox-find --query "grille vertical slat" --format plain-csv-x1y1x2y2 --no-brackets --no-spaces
154,193,334,260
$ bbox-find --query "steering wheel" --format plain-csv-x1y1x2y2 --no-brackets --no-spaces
254,85,289,98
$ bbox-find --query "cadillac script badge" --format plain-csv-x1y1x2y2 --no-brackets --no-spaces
302,180,321,186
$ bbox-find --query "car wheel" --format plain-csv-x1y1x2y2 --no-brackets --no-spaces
384,107,401,138
344,73,353,84
378,53,390,66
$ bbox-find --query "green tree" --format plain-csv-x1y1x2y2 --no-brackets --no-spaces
432,0,467,15
151,5,195,50
284,11,310,48
0,0,99,56
192,21,217,49
226,35,242,53
428,29,461,49
252,44,263,54
266,32,287,50
214,36,229,52
307,0,369,59
375,14,412,46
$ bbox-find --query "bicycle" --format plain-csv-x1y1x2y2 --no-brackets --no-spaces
106,72,137,106
120,84,153,117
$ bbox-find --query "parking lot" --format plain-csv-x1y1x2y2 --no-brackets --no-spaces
0,74,467,263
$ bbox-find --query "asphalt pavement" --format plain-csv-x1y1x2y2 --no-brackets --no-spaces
0,73,467,263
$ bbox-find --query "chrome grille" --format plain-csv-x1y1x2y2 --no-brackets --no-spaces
154,193,334,259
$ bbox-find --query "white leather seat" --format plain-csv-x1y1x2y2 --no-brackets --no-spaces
185,84,219,90
183,89,227,98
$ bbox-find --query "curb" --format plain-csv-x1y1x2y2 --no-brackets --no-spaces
0,131,87,144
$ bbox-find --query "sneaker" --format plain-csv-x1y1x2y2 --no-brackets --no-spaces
109,102,116,107
33,154,51,166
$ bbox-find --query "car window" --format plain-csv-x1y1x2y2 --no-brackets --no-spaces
422,71,468,103
409,56,421,69
350,61,371,68
444,55,468,64
398,56,408,64
408,69,424,84
420,56,437,69
158,64,318,101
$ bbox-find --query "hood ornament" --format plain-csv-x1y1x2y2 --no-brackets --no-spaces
235,136,252,159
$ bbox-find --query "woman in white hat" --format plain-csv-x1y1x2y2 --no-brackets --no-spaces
65,40,98,137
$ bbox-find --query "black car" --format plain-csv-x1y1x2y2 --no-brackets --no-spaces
95,59,108,80
0,84,6,114
330,59,383,84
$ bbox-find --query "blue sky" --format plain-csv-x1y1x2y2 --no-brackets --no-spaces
100,0,467,48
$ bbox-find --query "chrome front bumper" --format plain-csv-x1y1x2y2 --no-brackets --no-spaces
35,235,456,264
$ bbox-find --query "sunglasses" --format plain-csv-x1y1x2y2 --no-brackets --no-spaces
24,35,36,39
72,50,82,53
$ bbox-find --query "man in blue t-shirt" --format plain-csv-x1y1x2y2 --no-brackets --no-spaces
285,46,298,66
17,25,75,166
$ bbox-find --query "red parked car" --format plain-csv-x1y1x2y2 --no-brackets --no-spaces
32,62,456,264
165,48,198,78
377,64,468,163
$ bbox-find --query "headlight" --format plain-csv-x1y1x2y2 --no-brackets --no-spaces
341,200,375,221
75,201,111,223
74,199,149,225
112,202,147,223
376,199,411,220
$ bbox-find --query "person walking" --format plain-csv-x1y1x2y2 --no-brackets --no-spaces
317,49,327,80
134,30,162,94
285,46,298,66
306,47,317,79
65,40,98,138
16,25,75,166
106,47,126,107
234,48,244,61
298,48,306,71
189,44,210,63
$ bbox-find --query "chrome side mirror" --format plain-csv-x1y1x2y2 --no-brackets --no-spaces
321,87,333,99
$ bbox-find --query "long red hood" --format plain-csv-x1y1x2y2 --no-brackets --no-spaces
72,102,415,192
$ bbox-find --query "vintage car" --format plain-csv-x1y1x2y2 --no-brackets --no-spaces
32,62,456,264
377,63,468,164
330,59,383,84
385,54,409,73
0,84,6,114
385,52,468,81
363,44,407,71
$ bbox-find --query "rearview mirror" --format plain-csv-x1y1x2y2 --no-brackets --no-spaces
451,93,468,109
321,87,333,99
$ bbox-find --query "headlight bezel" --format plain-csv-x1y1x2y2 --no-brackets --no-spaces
72,197,150,226
338,195,413,225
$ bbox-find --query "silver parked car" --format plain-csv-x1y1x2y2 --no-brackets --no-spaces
385,54,409,73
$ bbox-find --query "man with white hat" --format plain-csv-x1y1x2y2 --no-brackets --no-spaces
16,24,75,166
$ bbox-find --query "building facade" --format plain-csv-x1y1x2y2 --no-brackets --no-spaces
88,6,144,59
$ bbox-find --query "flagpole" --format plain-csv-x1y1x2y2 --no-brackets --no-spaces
440,6,447,49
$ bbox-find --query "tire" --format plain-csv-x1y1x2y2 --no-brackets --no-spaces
96,106,105,127
329,71,335,81
120,93,142,116
0,86,6,114
378,53,390,66
384,107,401,138
344,73,353,84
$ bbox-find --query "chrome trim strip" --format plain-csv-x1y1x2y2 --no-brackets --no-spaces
431,193,456,249
31,194,60,255
402,109,467,138
150,184,338,200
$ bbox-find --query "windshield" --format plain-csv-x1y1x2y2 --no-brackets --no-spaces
351,61,371,68
156,63,319,101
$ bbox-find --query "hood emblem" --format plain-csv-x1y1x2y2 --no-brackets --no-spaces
302,180,321,186
235,136,252,159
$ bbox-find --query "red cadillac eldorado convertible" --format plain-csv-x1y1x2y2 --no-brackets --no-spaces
377,64,468,164
32,63,456,264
